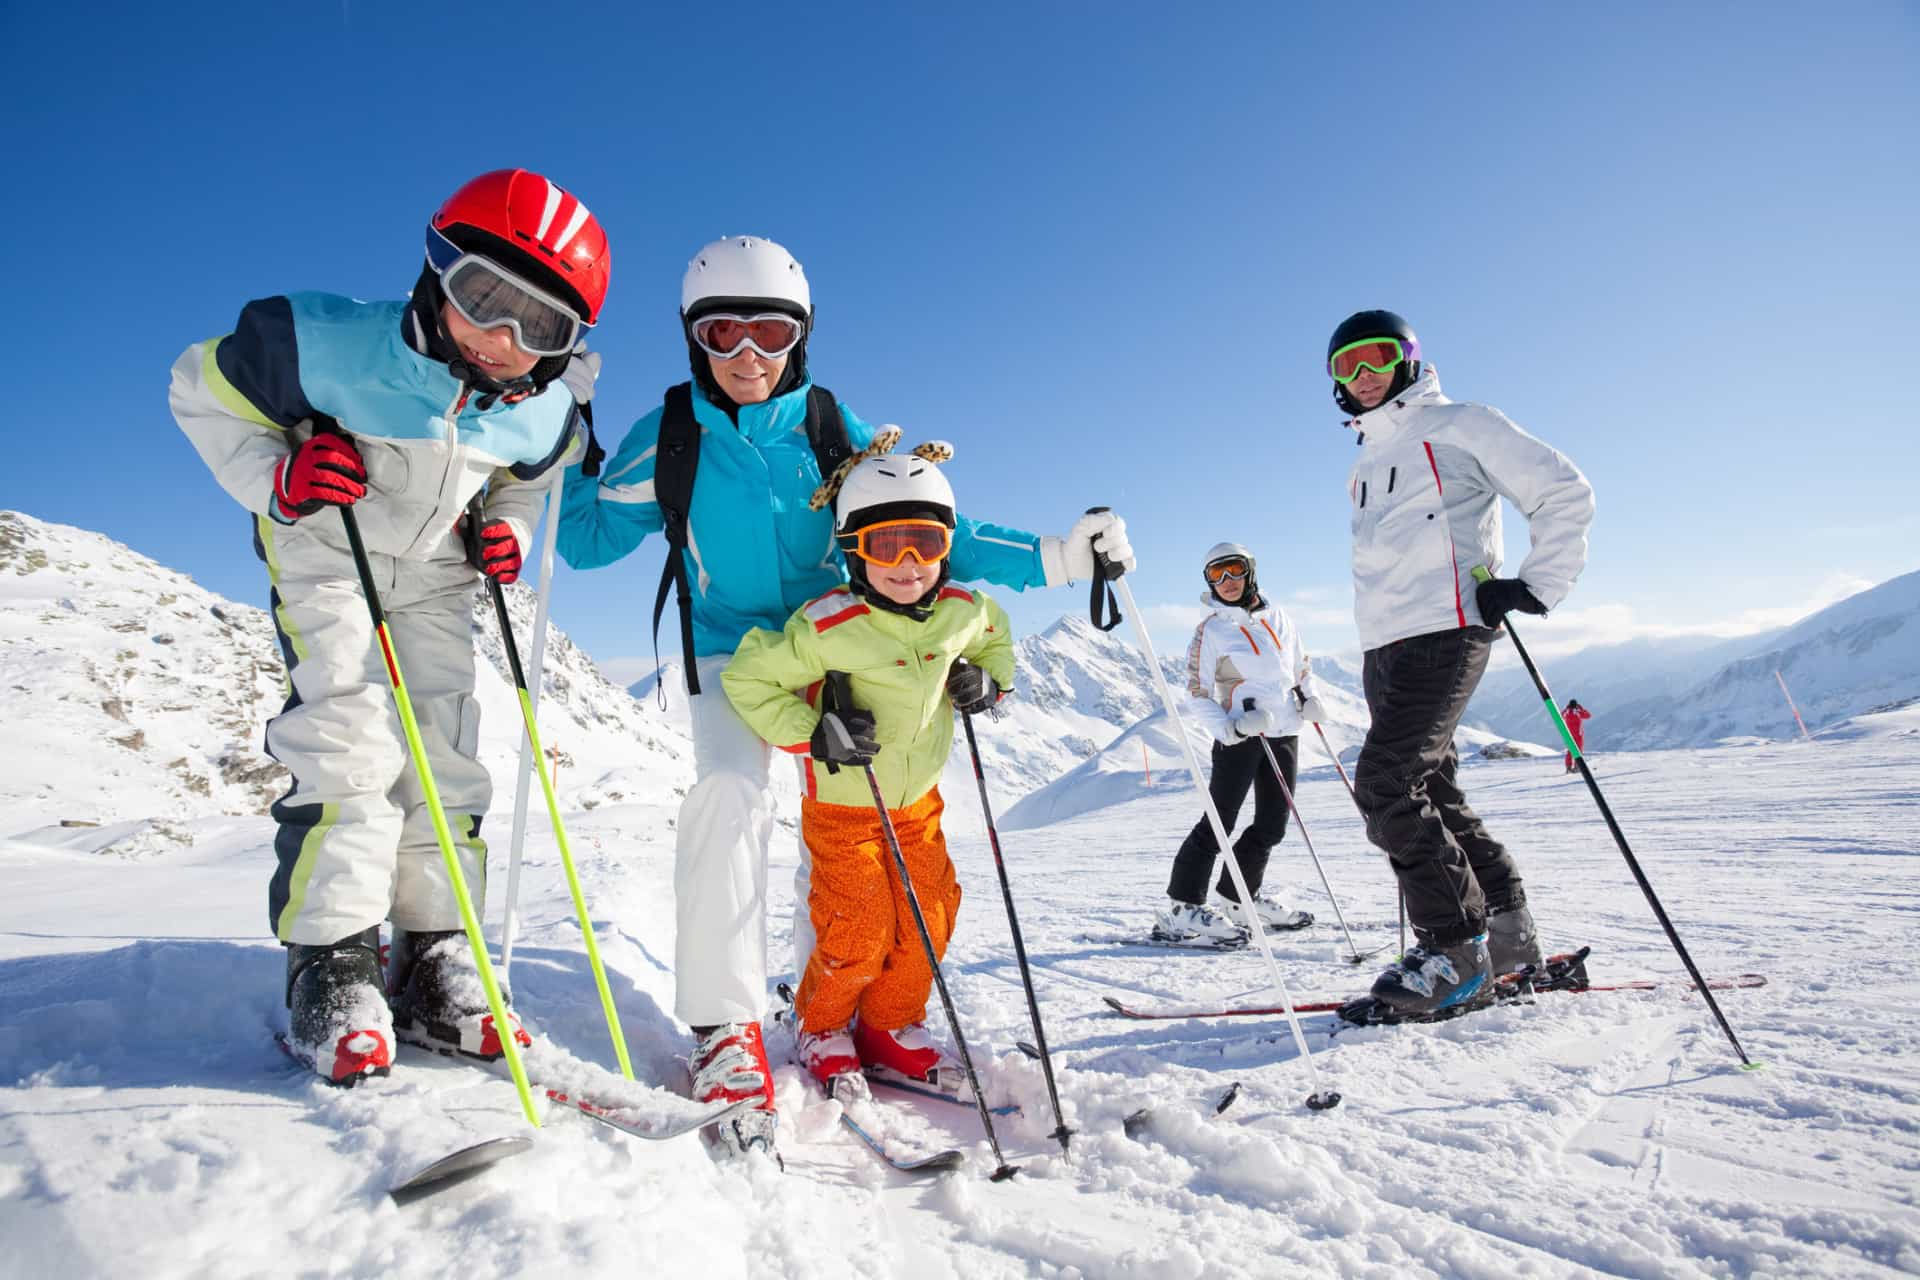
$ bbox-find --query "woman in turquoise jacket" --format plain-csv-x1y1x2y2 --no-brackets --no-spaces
557,234,1132,1159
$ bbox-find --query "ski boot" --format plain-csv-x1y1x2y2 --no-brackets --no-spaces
1347,933,1494,1024
1487,904,1543,975
1219,893,1315,933
388,929,530,1061
690,1021,779,1158
1151,898,1251,948
284,927,393,1086
854,1019,968,1099
796,1024,866,1100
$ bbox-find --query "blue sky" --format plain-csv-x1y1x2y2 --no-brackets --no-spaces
4,2,1916,680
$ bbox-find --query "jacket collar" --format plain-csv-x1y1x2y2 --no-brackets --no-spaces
697,377,816,444
1343,363,1448,445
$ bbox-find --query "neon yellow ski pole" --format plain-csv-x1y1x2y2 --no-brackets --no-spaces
473,498,632,1079
337,497,540,1127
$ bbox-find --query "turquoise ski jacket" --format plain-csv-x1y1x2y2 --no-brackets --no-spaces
558,379,1050,657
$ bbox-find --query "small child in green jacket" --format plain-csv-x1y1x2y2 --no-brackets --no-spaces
722,443,1013,1095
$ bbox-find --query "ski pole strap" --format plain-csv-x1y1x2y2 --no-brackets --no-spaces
1084,506,1123,632
1471,564,1577,756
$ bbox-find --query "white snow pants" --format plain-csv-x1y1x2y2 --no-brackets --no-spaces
675,656,775,1026
258,517,489,945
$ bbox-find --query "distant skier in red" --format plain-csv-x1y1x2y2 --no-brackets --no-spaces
1563,700,1592,773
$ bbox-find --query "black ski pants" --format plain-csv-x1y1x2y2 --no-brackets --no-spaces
1355,626,1524,947
1167,733,1297,905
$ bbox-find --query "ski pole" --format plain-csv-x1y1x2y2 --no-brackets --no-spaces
959,703,1073,1154
1470,566,1758,1070
501,480,564,981
1298,696,1406,957
330,488,539,1127
1241,698,1368,965
471,498,633,1081
1084,517,1339,1111
829,674,1019,1180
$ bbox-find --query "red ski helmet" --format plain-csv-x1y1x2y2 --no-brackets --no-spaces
429,169,610,326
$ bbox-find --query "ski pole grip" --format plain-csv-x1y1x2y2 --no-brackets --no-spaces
1083,506,1123,633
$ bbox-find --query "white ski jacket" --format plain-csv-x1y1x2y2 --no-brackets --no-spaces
1184,597,1317,742
1345,365,1593,651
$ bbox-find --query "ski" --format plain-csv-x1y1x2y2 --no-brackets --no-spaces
865,1067,1022,1116
1079,932,1250,952
816,1075,966,1175
277,1031,753,1142
389,1136,533,1206
1102,949,1767,1022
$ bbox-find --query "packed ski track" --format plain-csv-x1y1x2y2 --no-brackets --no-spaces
4,732,1919,1276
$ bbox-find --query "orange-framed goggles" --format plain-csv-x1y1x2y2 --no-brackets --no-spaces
840,518,953,568
1203,557,1250,585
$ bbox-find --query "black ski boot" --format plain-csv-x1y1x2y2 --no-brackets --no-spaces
1487,904,1543,975
285,926,392,1086
388,929,530,1061
1367,932,1493,1018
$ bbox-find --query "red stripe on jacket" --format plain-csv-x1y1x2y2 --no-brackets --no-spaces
1425,440,1467,628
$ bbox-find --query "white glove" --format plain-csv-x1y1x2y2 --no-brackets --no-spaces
1043,510,1137,585
1296,695,1329,724
1234,705,1275,739
561,348,601,405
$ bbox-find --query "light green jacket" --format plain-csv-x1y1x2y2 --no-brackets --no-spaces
722,584,1015,808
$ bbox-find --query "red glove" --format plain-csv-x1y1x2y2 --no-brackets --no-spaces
474,519,522,585
273,434,367,521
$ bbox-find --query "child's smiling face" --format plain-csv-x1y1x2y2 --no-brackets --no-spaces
869,553,941,606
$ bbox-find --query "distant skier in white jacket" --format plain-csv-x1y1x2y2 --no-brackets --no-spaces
1330,310,1594,1017
1154,543,1324,946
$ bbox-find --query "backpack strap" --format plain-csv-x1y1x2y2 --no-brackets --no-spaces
803,385,853,479
651,383,703,697
649,382,853,701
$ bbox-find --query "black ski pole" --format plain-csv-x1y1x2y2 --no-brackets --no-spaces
828,673,1019,1179
1241,698,1372,964
1297,692,1407,957
959,703,1073,1154
1470,567,1759,1070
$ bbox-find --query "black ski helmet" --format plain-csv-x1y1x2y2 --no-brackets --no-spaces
1328,309,1421,416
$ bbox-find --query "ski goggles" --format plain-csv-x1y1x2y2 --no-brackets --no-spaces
1329,337,1408,385
1203,558,1250,585
840,518,953,568
689,312,807,360
427,230,585,357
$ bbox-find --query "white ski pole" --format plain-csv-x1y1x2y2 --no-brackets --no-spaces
1092,536,1339,1111
500,482,563,980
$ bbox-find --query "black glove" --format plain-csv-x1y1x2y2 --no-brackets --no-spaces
946,660,999,715
1475,576,1548,628
810,706,878,772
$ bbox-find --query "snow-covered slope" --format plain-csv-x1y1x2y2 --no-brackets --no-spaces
5,725,1917,1275
0,510,690,856
1000,678,1538,833
1611,568,1920,749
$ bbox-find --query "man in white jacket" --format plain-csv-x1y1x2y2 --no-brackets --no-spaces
1331,310,1594,1016
1154,543,1322,945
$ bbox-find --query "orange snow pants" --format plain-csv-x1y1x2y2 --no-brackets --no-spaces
793,787,961,1035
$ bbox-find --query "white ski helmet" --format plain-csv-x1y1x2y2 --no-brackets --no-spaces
680,235,811,320
1203,541,1258,605
834,451,956,535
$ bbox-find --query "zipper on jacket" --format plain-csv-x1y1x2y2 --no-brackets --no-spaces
405,381,471,558
1388,466,1396,494
1359,481,1368,509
